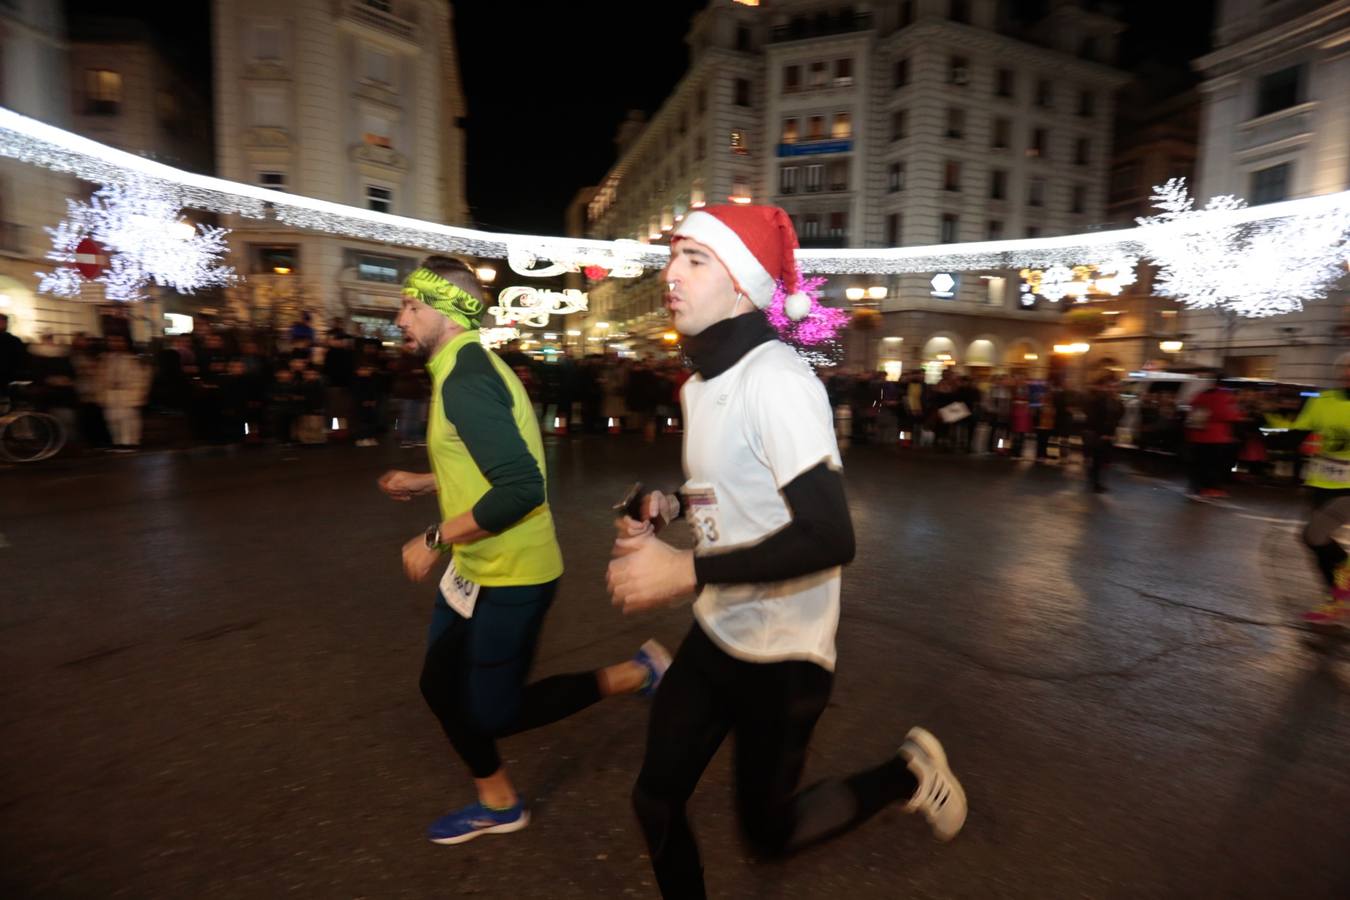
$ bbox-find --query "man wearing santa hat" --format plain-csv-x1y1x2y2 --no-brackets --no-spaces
607,204,967,897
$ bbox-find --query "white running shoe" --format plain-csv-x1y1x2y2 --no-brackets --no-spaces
900,726,967,841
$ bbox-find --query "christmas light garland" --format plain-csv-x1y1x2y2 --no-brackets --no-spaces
4,107,1349,307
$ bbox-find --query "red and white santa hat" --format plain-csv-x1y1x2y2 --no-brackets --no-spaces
671,204,813,321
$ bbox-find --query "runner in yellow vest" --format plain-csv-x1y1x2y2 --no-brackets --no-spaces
378,256,671,844
1291,353,1350,626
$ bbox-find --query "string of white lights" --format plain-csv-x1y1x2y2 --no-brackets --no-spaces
4,105,1349,278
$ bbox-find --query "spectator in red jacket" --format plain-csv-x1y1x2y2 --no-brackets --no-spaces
1185,371,1242,499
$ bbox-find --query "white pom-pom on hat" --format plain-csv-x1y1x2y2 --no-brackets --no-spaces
784,291,812,321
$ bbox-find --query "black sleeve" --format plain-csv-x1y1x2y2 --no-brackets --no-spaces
442,344,545,533
692,461,855,586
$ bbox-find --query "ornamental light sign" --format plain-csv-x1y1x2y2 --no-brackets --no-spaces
1019,256,1137,304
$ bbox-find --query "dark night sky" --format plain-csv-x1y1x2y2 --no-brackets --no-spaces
63,0,1217,234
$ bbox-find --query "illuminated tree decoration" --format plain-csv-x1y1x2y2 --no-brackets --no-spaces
38,179,236,302
764,273,848,368
1137,178,1350,318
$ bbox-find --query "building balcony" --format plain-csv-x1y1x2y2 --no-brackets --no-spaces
770,11,873,43
776,139,853,158
350,141,408,174
338,0,418,50
243,127,293,150
1236,103,1315,155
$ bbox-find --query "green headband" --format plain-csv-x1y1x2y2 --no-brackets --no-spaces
402,267,485,330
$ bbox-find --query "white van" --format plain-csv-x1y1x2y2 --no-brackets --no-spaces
1115,372,1209,451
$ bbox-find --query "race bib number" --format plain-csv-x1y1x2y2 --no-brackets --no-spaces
1310,455,1350,485
683,484,721,547
438,557,481,619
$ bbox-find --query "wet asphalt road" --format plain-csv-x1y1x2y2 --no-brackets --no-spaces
2,436,1348,899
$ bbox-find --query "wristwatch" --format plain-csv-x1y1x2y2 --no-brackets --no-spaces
424,524,452,553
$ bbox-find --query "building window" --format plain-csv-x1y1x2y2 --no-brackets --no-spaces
784,64,801,93
943,160,962,192
898,0,914,28
995,68,1014,98
255,25,282,61
780,165,799,195
990,169,1007,200
258,171,286,191
832,111,852,139
695,136,705,160
1074,137,1090,166
1028,127,1047,158
1079,36,1099,61
835,58,854,87
365,0,392,12
946,107,965,139
949,0,970,24
364,46,393,85
84,69,123,115
891,109,908,141
736,25,752,52
252,90,286,128
941,214,959,243
257,245,299,274
893,58,910,88
992,117,1011,149
732,175,750,201
809,60,828,89
781,117,799,144
827,160,849,191
987,220,1003,240
887,161,905,192
697,88,707,114
805,164,823,193
730,130,749,155
1028,178,1045,207
1256,65,1303,117
885,213,901,245
1027,226,1041,238
366,185,393,213
807,115,826,140
1078,90,1095,118
828,211,848,238
802,214,820,238
1035,79,1053,109
735,78,752,107
362,111,393,148
357,254,401,283
1109,163,1137,202
948,55,970,86
1250,162,1291,204
1071,184,1087,214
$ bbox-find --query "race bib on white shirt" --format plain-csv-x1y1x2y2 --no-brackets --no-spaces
438,556,481,619
682,484,721,548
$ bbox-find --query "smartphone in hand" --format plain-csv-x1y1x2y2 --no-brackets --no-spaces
614,482,645,521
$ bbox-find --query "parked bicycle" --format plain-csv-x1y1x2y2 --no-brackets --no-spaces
0,381,67,463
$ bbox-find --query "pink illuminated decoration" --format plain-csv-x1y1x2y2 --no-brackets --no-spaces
766,274,849,346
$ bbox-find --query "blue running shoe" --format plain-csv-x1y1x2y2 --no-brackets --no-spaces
427,801,530,845
634,639,672,698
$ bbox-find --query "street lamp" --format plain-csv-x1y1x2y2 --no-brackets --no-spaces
867,286,887,301
845,287,866,301
476,265,497,284
1053,342,1090,355
1159,340,1184,353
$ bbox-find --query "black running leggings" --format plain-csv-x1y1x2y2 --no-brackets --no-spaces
632,623,918,900
1304,488,1350,588
419,579,603,779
